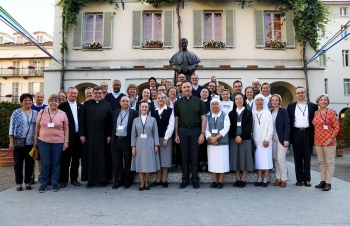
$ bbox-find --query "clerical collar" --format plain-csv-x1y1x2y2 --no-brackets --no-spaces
185,95,192,100
34,103,44,107
95,100,100,103
121,108,129,112
68,101,76,104
202,99,207,102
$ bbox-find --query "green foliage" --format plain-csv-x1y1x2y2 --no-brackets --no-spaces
342,108,350,148
134,0,174,8
0,102,21,148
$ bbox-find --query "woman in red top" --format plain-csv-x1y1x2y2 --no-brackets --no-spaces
312,94,339,191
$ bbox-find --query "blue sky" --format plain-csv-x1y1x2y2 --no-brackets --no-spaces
0,0,55,36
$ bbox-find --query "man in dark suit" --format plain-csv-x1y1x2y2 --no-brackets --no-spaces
58,87,82,188
111,96,138,189
191,74,203,98
104,79,126,110
287,86,318,187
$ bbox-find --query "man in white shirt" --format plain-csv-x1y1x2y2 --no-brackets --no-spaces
191,74,203,98
58,87,83,188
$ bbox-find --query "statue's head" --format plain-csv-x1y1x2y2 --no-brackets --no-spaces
180,38,188,50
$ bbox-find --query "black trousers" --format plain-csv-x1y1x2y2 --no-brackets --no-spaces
178,127,200,183
111,137,134,185
292,129,312,182
14,145,34,185
59,133,82,183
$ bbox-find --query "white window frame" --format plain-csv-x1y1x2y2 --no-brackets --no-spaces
341,25,348,38
0,36,3,44
324,79,328,94
340,7,348,16
36,35,43,43
203,11,223,41
16,36,23,44
343,50,349,66
344,79,350,95
84,13,104,43
12,82,19,103
264,12,283,43
143,11,162,43
319,54,326,66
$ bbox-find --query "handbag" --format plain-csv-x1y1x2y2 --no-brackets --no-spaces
29,146,40,162
14,110,34,148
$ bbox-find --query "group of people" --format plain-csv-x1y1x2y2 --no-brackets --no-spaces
9,74,339,192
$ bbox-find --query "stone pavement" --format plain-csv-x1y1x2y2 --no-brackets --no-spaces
1,161,350,226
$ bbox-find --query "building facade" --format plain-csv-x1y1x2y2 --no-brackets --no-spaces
0,31,52,103
46,0,324,105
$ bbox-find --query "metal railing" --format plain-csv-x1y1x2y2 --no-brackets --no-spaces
0,68,47,77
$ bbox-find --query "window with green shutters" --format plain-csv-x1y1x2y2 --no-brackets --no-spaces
193,10,235,48
73,12,113,49
132,10,173,48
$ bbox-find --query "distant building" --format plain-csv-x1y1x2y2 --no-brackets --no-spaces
0,31,52,103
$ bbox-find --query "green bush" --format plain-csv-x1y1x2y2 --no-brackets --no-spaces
343,108,350,148
0,102,21,148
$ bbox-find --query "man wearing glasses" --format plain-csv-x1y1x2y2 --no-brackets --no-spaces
176,81,184,99
100,82,109,98
252,79,261,97
287,86,318,187
79,86,113,188
191,74,203,98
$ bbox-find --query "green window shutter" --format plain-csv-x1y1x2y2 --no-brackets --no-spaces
132,11,142,48
28,82,33,94
285,11,296,48
254,10,264,47
73,12,84,49
225,10,235,47
103,12,113,49
193,10,203,47
40,82,44,92
163,10,173,48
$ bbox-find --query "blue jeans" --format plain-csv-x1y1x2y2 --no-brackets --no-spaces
38,140,63,187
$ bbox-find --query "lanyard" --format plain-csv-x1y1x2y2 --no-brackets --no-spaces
297,104,307,116
319,109,328,125
140,116,147,134
256,112,263,125
47,108,58,123
119,109,129,126
130,98,137,107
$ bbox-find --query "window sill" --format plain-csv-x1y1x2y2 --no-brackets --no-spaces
264,47,286,50
82,48,103,51
141,47,164,50
203,47,226,50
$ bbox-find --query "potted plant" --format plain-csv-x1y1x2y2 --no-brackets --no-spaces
203,39,225,48
144,39,163,48
84,41,102,49
0,102,21,167
7,66,15,69
336,140,345,157
265,39,274,48
27,66,35,69
342,108,350,153
273,40,286,48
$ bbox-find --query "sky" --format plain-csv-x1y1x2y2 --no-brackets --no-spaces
0,0,55,36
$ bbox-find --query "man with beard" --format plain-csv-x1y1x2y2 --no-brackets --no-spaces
100,82,109,98
79,86,112,188
104,80,126,110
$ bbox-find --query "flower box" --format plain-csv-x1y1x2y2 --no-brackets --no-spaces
5,94,12,98
28,66,35,69
7,66,15,69
146,43,163,48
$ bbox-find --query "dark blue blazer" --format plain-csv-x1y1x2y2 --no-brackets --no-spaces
272,107,290,146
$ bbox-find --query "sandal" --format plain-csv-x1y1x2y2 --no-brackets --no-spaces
25,184,32,190
177,165,182,172
16,185,22,191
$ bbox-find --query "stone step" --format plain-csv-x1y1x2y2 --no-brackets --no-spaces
133,170,276,183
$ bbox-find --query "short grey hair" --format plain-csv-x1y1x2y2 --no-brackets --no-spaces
316,94,330,105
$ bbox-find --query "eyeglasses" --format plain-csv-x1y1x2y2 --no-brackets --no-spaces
100,85,108,87
93,92,103,95
191,78,198,80
296,92,305,95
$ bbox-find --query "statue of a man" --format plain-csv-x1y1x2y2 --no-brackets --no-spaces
169,38,201,81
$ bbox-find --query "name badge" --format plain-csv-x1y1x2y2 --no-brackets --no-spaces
141,134,147,139
47,122,54,128
212,129,218,133
237,122,242,127
256,124,260,129
303,116,308,120
117,126,124,130
323,125,328,130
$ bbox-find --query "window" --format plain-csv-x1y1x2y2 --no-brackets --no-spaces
324,79,328,94
28,82,43,94
85,14,103,43
73,12,113,49
132,10,173,48
340,7,348,16
341,25,348,38
343,50,349,66
0,36,3,44
204,12,222,41
264,12,282,42
12,61,20,75
344,79,350,94
36,35,43,43
319,54,326,66
12,82,19,103
16,36,23,44
144,12,162,42
192,10,235,47
255,10,295,48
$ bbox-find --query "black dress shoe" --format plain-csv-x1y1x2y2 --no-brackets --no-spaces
315,181,326,189
144,186,150,190
238,181,246,188
30,178,35,185
86,183,95,188
217,182,223,189
112,183,120,189
179,182,188,189
304,181,311,187
261,182,268,187
322,183,331,191
25,185,32,190
150,181,162,187
123,184,130,189
139,186,144,191
162,181,168,188
193,183,200,189
233,180,240,187
99,183,106,187
255,181,262,186
210,182,218,188
295,181,303,186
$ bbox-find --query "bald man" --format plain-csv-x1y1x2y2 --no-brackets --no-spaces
104,80,126,110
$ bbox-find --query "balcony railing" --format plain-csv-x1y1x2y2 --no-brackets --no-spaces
0,68,47,77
